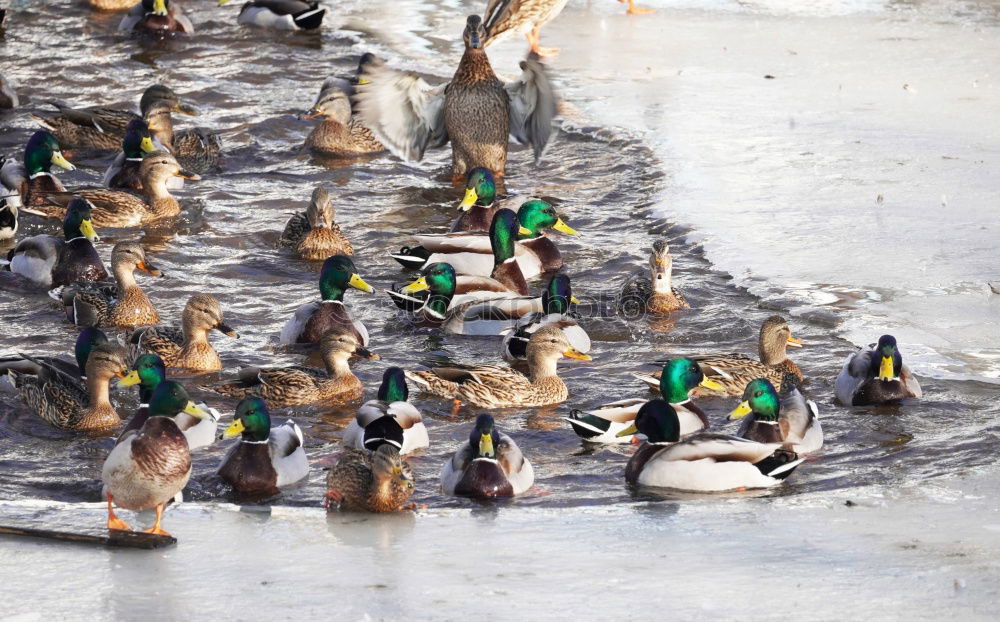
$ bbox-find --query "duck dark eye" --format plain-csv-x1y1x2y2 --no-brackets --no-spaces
754,391,763,398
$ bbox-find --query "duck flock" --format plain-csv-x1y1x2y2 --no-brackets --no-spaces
0,1,923,537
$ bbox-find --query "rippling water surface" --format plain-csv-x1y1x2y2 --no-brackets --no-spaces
1,0,998,517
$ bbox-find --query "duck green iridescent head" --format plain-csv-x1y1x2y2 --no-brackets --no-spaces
873,334,902,381
616,399,680,443
148,381,209,419
319,255,374,302
470,414,500,458
489,208,530,265
117,353,167,402
62,198,99,243
122,119,156,158
659,358,723,403
459,167,496,210
728,378,780,422
223,397,271,442
378,367,408,402
24,131,75,175
541,274,579,314
74,327,108,375
517,200,578,240
401,262,456,317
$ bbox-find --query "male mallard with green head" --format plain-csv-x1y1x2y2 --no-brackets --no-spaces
280,254,374,345
102,118,158,190
342,367,429,455
218,397,310,494
119,0,195,34
355,15,556,182
728,376,823,454
451,167,502,232
835,334,922,406
9,197,105,288
0,327,108,383
4,131,75,208
441,414,534,497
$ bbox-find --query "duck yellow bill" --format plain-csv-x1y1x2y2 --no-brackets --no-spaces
728,400,752,420
116,369,142,388
518,225,532,236
879,356,895,381
700,377,724,391
50,150,75,171
570,295,581,304
400,276,429,294
222,419,244,439
478,432,495,458
152,0,167,14
79,219,99,243
139,136,156,154
184,401,210,419
357,77,370,86
615,422,638,438
563,348,592,361
218,0,231,5
552,218,578,236
786,336,804,348
459,188,478,210
349,273,375,293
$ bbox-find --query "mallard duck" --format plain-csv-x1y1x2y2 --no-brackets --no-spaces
392,200,576,278
219,0,324,29
119,0,195,34
566,358,721,444
500,273,589,361
483,0,568,56
441,414,534,497
279,254,374,346
301,83,383,156
0,328,108,382
101,119,158,190
9,198,105,288
57,241,162,328
636,315,805,397
0,72,18,109
343,367,428,455
128,294,238,371
4,131,76,208
618,400,804,492
406,324,590,409
10,343,127,431
115,354,221,449
728,376,823,454
618,240,688,316
218,397,310,494
835,334,922,406
279,186,353,260
142,100,221,174
102,381,209,535
451,167,502,232
0,195,16,239
354,16,556,181
32,151,199,228
35,85,198,149
89,0,140,11
324,443,414,512
209,331,374,409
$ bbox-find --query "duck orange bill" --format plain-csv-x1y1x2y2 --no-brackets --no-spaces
355,346,379,360
786,336,804,348
879,356,895,381
116,370,142,388
216,323,239,338
174,169,201,181
136,261,163,276
563,348,592,361
300,109,322,120
727,400,752,421
615,422,638,438
222,419,244,439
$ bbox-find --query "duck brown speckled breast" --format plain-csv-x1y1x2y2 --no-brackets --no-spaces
444,49,510,180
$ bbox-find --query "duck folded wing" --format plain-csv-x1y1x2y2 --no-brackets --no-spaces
354,61,449,162
504,55,556,160
663,434,782,464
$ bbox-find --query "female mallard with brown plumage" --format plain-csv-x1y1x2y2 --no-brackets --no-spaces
3,131,76,208
101,119,158,190
618,240,688,316
31,151,200,228
102,381,209,536
208,331,375,409
9,343,128,431
279,255,374,346
324,443,414,512
56,241,163,328
118,0,195,34
279,186,353,260
128,294,239,371
406,324,590,409
218,397,309,495
392,200,577,279
8,197,105,289
142,100,221,174
635,315,805,397
301,83,383,156
482,0,568,56
441,414,534,498
354,15,556,181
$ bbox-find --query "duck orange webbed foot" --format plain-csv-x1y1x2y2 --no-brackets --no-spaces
324,489,343,510
623,0,656,14
106,492,132,531
531,45,560,57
